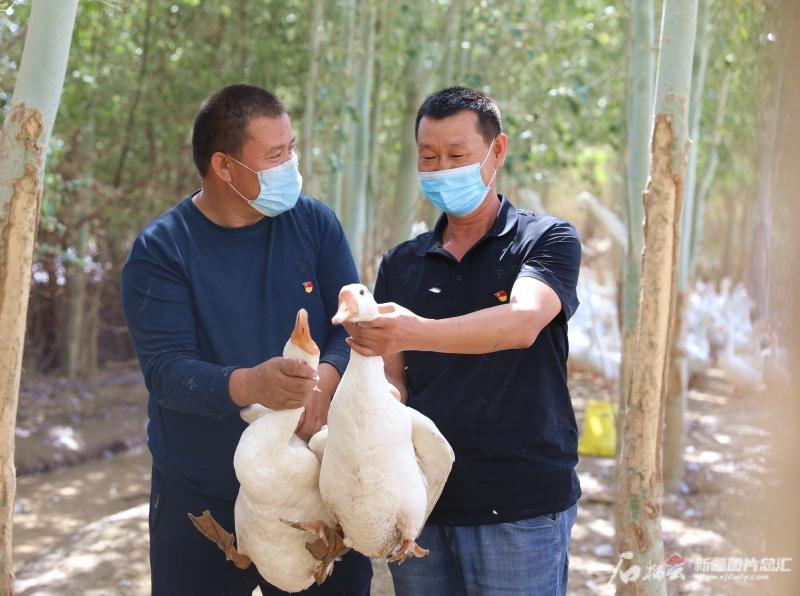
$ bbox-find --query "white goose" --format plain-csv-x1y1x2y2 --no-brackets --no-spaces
718,322,764,394
189,309,342,592
311,283,454,563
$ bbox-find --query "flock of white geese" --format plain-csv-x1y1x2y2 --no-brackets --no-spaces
568,268,790,394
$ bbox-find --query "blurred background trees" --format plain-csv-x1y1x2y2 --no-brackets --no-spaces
0,0,776,379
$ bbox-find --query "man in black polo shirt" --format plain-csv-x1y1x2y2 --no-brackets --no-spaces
345,87,581,595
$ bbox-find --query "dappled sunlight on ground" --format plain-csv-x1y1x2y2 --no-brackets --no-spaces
14,447,151,567
15,504,150,596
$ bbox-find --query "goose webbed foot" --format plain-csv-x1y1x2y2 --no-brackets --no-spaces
281,520,349,585
388,538,429,564
188,510,252,569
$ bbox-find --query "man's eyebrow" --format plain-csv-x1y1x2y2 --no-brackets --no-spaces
418,141,470,150
446,141,469,148
264,137,296,153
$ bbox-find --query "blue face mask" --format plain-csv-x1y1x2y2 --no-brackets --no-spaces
418,144,497,217
227,153,303,217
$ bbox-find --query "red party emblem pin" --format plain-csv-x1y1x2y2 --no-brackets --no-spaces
494,290,508,303
303,281,314,294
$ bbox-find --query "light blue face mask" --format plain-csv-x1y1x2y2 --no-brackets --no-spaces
418,143,497,217
227,152,303,217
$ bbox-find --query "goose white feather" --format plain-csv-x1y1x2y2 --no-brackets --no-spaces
318,284,454,561
232,309,336,592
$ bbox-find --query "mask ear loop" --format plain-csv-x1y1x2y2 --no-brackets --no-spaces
481,140,499,189
225,154,259,202
228,181,253,202
226,153,258,174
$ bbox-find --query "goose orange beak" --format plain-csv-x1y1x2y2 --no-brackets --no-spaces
331,290,358,325
291,309,320,355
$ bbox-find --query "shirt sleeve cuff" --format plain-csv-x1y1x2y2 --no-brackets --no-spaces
218,365,245,417
319,349,350,378
517,266,577,320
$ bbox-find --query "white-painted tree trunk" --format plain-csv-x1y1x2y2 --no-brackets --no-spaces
0,1,78,591
616,0,698,594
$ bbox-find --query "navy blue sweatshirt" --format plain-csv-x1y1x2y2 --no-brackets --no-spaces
121,192,358,500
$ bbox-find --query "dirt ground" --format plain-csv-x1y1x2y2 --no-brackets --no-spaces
11,368,793,595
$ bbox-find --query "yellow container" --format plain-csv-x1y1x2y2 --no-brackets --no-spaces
578,399,617,458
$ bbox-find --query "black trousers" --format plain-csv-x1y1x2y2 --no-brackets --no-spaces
149,466,373,596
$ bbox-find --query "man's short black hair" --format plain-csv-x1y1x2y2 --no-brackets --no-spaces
415,86,502,145
192,84,286,177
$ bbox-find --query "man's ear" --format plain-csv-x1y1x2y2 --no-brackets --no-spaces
493,133,509,169
209,152,234,183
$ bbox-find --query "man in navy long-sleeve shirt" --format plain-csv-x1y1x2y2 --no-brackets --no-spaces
121,85,372,595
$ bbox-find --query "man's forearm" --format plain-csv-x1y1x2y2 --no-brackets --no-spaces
402,277,562,355
410,304,543,354
145,354,243,418
316,362,341,401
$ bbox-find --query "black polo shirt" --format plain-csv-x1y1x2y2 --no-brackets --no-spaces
373,195,582,526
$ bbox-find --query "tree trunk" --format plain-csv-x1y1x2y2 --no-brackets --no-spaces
391,0,431,246
331,0,358,217
364,0,387,281
0,0,78,590
663,0,710,493
455,1,472,83
344,0,378,273
390,52,425,246
678,0,711,286
238,0,251,77
663,292,688,493
111,0,154,188
64,222,89,379
439,0,466,86
301,0,325,199
691,70,731,269
748,64,783,320
621,0,655,407
616,1,698,594
720,195,744,282
83,280,101,376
